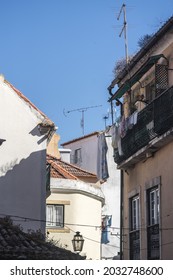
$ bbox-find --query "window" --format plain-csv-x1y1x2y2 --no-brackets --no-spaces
148,187,159,226
131,196,140,230
74,148,82,164
145,80,155,103
129,195,140,259
46,205,64,228
155,64,168,96
147,186,160,259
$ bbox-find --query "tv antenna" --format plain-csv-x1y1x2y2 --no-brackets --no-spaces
63,105,102,136
117,3,129,64
103,115,109,129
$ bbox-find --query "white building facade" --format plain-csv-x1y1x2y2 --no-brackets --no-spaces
61,131,120,259
0,76,55,233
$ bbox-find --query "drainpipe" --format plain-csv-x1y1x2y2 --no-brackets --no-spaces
108,86,114,125
120,169,124,259
119,101,124,260
108,85,124,259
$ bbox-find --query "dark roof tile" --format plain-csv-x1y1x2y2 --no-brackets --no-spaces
0,218,85,260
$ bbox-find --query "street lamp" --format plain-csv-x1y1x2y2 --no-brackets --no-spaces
72,231,84,254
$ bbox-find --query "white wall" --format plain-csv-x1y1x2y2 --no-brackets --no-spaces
59,148,71,163
101,133,120,259
62,134,98,174
62,131,120,259
0,80,48,233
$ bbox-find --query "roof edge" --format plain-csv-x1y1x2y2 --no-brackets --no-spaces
61,131,102,146
4,80,55,128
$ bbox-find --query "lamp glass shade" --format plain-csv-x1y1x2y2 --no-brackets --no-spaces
72,231,84,252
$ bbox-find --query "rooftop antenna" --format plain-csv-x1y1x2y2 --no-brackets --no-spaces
63,105,102,136
103,115,109,129
117,3,129,64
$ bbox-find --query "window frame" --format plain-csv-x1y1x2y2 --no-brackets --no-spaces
145,79,156,103
148,186,160,226
129,195,140,260
46,204,64,228
147,185,160,260
130,195,140,231
74,148,82,164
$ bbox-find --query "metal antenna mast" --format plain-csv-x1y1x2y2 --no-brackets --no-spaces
117,3,129,64
63,105,102,136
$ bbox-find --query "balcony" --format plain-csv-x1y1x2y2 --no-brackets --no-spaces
114,86,173,167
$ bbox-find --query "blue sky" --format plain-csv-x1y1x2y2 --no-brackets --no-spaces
0,0,172,144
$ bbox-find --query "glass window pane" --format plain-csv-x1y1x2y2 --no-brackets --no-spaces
131,196,139,230
46,205,64,227
148,188,160,226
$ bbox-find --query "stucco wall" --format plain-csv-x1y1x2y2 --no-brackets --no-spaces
0,80,48,233
123,140,173,259
47,183,103,260
62,134,98,173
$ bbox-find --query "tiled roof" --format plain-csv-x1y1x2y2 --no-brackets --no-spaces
0,218,84,260
47,154,98,180
4,80,55,127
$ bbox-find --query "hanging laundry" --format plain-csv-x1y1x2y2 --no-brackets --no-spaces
97,133,109,180
101,215,112,244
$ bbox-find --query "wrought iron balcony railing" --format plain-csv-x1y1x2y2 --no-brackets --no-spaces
114,86,173,165
147,224,160,260
129,230,140,260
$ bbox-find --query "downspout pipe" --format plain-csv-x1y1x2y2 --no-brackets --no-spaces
108,86,114,125
119,98,124,260
120,169,124,260
108,86,124,259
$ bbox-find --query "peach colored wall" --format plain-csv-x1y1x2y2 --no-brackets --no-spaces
123,140,173,259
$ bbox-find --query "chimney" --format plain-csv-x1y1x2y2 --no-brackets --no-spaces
47,133,61,158
59,148,71,163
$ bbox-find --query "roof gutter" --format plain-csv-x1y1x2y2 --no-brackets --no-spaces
108,54,167,102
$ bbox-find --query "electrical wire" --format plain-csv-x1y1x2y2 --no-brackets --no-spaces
1,212,173,231
1,212,173,252
0,213,120,250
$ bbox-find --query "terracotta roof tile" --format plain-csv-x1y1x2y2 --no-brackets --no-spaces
49,159,78,180
47,154,98,180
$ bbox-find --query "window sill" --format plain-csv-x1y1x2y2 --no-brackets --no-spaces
46,227,70,233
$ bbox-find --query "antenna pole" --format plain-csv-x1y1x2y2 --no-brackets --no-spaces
64,105,102,136
81,110,85,136
117,3,129,64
